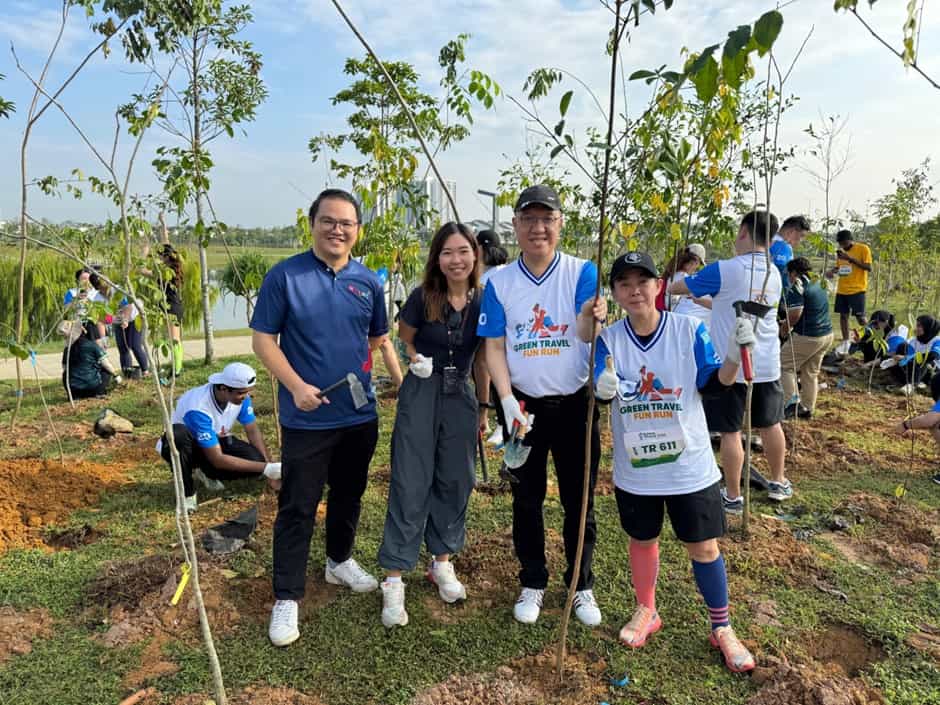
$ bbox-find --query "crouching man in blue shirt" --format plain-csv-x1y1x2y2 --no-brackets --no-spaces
251,189,391,647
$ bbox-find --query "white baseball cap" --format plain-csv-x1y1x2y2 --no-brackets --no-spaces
208,362,257,389
687,243,707,263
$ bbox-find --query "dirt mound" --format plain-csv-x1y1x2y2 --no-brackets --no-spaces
827,493,940,574
804,625,885,677
749,654,885,705
409,648,607,705
0,606,53,663
720,514,819,585
43,523,106,549
172,686,327,705
0,458,129,551
86,556,241,649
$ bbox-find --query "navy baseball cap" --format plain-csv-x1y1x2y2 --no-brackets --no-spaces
514,184,562,212
609,251,659,285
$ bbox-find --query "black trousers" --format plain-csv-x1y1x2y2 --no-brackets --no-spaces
273,420,379,600
508,385,600,591
890,343,937,385
63,368,113,399
160,423,264,497
115,323,150,374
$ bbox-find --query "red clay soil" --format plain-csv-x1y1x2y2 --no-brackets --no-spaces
0,606,53,664
0,458,129,551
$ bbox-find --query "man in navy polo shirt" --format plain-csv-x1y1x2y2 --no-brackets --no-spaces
251,188,389,647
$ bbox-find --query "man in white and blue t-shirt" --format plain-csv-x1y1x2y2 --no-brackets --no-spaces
477,184,606,627
669,210,793,513
768,215,811,280
252,189,390,648
157,362,279,512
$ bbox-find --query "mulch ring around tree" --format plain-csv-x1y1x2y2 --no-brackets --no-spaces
0,457,130,552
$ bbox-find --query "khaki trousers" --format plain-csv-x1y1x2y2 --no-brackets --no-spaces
780,331,834,412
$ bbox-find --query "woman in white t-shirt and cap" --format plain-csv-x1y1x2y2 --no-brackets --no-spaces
663,244,712,324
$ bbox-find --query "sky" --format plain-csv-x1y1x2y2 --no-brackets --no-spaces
0,0,937,229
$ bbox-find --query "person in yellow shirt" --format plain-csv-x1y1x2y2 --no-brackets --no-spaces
827,229,872,355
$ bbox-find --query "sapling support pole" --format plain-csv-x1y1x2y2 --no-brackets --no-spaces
555,0,625,680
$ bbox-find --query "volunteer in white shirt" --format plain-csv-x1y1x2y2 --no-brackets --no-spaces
594,250,756,673
156,362,280,512
669,210,793,513
478,184,606,628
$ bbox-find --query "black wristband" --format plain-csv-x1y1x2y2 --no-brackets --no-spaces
478,400,493,410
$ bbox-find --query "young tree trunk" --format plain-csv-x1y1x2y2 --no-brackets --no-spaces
192,29,214,366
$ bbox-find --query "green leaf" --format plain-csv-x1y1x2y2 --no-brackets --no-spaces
753,10,783,56
8,342,30,360
722,25,751,88
559,90,573,117
629,69,656,81
690,55,719,102
554,119,565,137
550,144,565,159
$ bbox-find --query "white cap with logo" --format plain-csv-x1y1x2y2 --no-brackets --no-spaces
208,362,257,389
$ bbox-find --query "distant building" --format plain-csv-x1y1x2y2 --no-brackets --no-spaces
394,178,458,233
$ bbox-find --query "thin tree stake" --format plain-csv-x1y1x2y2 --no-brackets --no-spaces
330,0,460,222
556,0,625,680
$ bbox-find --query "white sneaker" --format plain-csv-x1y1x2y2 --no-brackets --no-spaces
427,561,467,603
380,580,408,627
194,467,225,492
513,587,544,624
324,558,378,593
486,427,504,446
268,599,299,646
573,589,602,626
901,383,915,396
835,340,852,356
183,494,197,513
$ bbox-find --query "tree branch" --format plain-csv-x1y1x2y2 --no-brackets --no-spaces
850,8,940,90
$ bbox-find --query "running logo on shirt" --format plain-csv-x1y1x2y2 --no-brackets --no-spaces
512,303,571,358
618,366,684,417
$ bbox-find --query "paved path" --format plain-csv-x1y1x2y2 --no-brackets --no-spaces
0,335,254,381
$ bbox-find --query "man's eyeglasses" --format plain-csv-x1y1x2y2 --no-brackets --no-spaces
518,214,560,229
317,216,359,232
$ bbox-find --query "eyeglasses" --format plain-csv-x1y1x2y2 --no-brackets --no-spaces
317,216,359,232
517,214,560,229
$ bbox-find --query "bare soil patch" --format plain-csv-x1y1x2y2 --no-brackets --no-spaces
172,685,327,705
0,606,53,663
0,457,129,551
43,522,106,549
720,514,820,586
409,647,608,705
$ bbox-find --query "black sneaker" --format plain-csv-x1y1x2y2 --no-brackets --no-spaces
784,403,798,420
797,405,812,419
932,473,940,486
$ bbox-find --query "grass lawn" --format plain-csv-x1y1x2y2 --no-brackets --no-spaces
0,354,937,704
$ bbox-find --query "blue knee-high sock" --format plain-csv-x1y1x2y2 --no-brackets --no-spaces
692,555,729,630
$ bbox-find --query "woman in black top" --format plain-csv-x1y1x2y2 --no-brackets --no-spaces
61,321,120,399
158,244,184,375
377,222,487,628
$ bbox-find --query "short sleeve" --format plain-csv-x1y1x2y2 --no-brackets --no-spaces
64,289,75,305
932,399,940,413
399,287,425,330
593,333,612,384
861,245,873,265
692,321,722,389
369,277,389,337
250,265,287,335
237,395,256,425
477,280,507,338
575,260,599,312
182,410,218,448
684,262,721,298
784,284,805,309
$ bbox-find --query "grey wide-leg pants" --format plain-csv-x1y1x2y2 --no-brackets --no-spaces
378,371,477,572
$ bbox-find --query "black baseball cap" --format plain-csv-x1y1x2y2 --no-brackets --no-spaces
477,229,501,248
609,251,659,285
514,184,562,212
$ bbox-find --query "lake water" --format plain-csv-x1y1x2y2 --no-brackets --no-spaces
212,290,249,330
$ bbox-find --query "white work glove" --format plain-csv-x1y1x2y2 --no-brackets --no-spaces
409,353,433,379
595,358,619,401
725,318,756,365
114,374,124,385
262,462,282,481
500,395,533,434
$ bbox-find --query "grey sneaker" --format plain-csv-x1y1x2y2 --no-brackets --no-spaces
720,487,744,515
194,467,225,492
767,479,794,501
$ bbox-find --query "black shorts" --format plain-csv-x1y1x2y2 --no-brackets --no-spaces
834,292,866,317
703,380,783,433
615,482,726,543
164,285,184,321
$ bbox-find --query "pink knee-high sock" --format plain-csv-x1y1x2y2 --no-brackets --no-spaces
629,540,660,612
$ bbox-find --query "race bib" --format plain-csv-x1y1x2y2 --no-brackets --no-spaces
624,426,686,468
838,265,852,276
